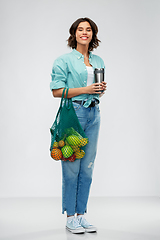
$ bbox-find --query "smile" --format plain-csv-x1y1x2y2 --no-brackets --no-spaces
80,37,88,40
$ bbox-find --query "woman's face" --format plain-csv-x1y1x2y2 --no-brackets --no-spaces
75,21,93,48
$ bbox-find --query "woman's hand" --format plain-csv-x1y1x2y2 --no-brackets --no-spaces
85,82,107,95
99,82,107,97
101,81,107,92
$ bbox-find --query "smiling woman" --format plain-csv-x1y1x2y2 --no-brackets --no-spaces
50,17,107,234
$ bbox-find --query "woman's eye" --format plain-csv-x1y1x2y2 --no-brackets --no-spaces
78,29,91,32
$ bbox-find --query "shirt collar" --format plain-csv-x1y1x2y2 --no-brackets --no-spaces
72,49,93,59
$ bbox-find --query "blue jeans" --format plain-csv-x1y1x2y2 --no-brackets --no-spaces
61,101,101,215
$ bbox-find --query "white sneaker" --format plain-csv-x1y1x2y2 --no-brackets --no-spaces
66,216,85,234
77,215,97,233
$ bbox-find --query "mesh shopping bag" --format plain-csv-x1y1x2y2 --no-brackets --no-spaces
50,88,89,162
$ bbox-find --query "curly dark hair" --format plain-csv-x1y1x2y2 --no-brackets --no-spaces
67,17,101,51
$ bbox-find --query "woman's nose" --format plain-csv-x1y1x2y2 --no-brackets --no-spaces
82,29,87,34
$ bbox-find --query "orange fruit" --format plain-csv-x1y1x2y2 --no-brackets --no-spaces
51,148,62,160
58,140,65,148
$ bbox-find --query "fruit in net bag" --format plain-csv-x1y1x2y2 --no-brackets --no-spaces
62,154,76,162
51,148,62,160
66,135,81,146
58,135,66,148
80,138,89,147
53,141,59,148
58,140,65,148
75,149,85,159
61,145,73,158
71,145,80,152
68,154,76,162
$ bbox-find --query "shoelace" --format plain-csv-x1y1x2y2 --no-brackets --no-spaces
69,217,81,228
78,216,90,226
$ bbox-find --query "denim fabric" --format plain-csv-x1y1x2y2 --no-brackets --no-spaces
61,101,100,215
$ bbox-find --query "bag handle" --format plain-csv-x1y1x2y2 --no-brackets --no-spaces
60,88,68,108
64,88,69,99
50,88,69,137
61,88,67,99
64,88,72,110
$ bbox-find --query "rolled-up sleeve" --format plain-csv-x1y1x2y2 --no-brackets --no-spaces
50,58,68,90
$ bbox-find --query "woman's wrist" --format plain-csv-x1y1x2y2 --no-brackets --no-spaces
81,86,88,95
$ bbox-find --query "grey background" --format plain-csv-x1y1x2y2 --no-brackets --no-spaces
0,0,160,197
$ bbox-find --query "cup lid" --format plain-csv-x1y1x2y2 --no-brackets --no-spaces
94,68,104,73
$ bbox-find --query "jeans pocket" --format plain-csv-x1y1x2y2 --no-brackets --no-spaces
72,102,82,111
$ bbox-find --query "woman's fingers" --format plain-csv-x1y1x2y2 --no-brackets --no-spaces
94,82,107,95
86,82,107,94
94,84,103,93
94,82,107,92
101,82,107,91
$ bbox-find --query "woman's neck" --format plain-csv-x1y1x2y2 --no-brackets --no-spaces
76,45,89,58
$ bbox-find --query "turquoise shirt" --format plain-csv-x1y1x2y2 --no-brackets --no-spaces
50,49,105,108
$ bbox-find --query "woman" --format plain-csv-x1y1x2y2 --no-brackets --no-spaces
50,17,107,234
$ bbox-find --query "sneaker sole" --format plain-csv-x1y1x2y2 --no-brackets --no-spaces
66,226,85,234
85,227,97,233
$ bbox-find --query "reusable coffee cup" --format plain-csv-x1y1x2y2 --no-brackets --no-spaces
94,68,105,92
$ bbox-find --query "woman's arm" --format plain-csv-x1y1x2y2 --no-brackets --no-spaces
52,82,106,98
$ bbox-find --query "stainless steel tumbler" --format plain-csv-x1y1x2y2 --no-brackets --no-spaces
94,68,105,92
